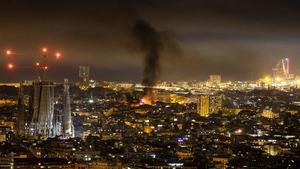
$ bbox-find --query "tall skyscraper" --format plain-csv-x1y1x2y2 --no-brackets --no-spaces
29,80,55,138
62,79,74,138
79,66,90,90
198,94,222,117
17,83,25,136
198,95,209,116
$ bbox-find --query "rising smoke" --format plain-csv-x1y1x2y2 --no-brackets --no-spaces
132,19,163,99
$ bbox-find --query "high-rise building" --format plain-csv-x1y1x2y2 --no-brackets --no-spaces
79,66,90,90
29,80,55,138
209,75,221,84
198,95,209,116
62,79,74,138
17,83,25,136
198,94,222,117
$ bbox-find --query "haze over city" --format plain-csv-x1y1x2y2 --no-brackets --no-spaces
2,0,300,81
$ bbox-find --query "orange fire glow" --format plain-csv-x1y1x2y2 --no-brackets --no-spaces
140,95,153,105
130,95,155,107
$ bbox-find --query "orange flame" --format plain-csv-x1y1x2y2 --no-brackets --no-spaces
140,95,153,105
130,95,155,107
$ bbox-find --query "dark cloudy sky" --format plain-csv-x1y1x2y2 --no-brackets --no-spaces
1,0,300,82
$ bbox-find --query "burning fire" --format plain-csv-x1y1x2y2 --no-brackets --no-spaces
140,95,153,105
130,95,154,107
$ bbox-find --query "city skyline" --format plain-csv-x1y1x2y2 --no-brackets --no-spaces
1,1,300,168
1,0,300,81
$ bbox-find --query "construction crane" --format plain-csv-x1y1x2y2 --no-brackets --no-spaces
2,47,62,80
272,57,292,81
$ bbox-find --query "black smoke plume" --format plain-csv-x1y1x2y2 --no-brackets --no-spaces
132,19,163,99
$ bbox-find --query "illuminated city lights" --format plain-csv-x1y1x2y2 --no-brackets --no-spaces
275,77,282,82
1,1,300,169
234,128,243,134
264,76,271,82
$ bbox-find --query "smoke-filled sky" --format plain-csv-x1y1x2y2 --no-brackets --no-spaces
1,0,300,82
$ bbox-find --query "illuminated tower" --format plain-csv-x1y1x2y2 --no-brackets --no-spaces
30,81,55,138
79,66,90,90
17,83,25,136
62,79,74,138
198,94,222,117
272,57,292,81
198,95,210,116
52,109,62,137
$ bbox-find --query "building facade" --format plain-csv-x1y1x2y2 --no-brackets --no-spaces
62,79,74,138
198,95,222,116
29,80,55,138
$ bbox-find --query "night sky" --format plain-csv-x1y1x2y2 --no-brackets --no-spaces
1,0,300,82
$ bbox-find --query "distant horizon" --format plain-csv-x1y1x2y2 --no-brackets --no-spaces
0,77,287,84
0,56,295,83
